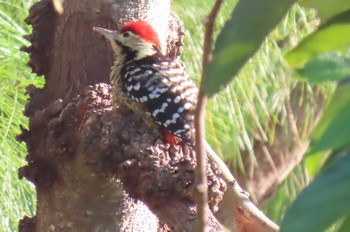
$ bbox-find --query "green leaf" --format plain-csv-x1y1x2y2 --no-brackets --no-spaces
309,81,350,154
304,151,328,177
297,53,350,83
300,0,350,21
285,10,350,67
339,214,350,232
280,150,350,232
203,0,295,96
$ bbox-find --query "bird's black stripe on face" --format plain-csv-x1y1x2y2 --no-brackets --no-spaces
115,40,137,61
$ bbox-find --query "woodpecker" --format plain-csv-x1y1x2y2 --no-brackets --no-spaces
93,20,197,146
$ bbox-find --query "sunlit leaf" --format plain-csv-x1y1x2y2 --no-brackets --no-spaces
203,0,295,96
309,80,350,154
304,151,328,176
339,214,350,232
280,150,350,232
285,10,350,67
297,53,350,83
300,0,350,21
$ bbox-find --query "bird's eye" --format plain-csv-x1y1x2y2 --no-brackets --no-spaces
123,32,130,38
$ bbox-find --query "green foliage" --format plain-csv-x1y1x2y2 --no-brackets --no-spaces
0,0,40,231
203,0,296,96
177,1,328,229
177,1,323,206
280,151,350,232
208,5,321,171
186,0,349,230
285,10,350,67
264,164,309,223
309,81,350,154
296,53,350,83
279,1,350,231
338,215,350,232
300,0,350,21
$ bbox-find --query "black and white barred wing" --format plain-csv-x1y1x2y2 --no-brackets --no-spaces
121,62,198,145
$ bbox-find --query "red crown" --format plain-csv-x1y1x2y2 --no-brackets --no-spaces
121,20,161,48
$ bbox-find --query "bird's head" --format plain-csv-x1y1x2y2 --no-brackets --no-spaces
93,20,161,60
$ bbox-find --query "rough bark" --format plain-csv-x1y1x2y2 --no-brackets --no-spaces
18,0,225,231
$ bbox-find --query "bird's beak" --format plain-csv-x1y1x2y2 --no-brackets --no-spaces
93,27,118,40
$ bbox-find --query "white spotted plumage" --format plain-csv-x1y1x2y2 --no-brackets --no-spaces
94,20,198,146
119,59,197,145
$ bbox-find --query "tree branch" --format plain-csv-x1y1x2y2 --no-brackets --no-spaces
205,143,279,231
195,0,223,231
